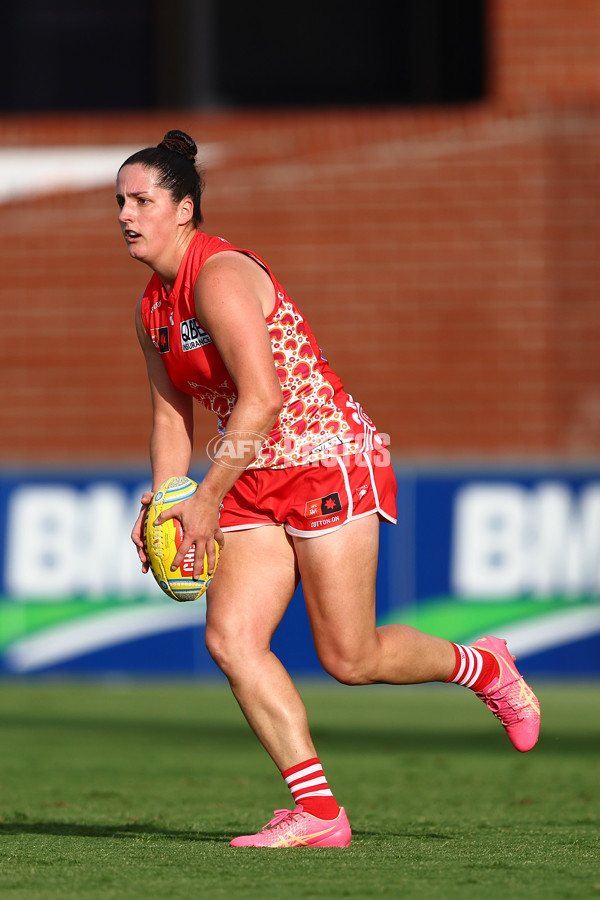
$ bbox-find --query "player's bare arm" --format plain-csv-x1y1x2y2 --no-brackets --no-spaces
131,298,195,569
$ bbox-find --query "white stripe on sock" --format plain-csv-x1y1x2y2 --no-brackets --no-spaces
285,763,322,786
284,759,335,806
290,776,329,793
464,651,483,688
295,788,333,800
464,646,476,684
452,645,484,688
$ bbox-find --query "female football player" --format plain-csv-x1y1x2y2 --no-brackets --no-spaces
120,130,540,848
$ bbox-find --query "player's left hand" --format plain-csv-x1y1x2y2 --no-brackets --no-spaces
131,490,154,572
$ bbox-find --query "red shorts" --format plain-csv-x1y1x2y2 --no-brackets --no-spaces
219,449,397,538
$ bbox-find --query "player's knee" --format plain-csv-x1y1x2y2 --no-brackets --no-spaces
205,624,236,674
319,651,373,686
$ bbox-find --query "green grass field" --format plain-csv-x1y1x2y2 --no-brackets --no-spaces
0,680,597,900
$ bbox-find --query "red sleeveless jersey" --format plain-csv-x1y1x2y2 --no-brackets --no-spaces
141,231,386,469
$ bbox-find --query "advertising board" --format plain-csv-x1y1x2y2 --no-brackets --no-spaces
0,468,598,677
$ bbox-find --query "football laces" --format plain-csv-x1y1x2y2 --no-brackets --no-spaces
149,524,165,558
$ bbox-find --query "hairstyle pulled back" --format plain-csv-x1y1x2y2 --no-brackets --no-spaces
119,129,204,226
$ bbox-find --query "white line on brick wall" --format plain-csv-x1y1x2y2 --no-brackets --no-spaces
0,143,222,204
208,113,600,192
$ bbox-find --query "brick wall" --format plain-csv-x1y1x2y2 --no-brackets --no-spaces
491,0,600,107
1,0,600,466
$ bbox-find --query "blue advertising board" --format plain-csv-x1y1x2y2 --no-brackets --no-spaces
0,467,598,677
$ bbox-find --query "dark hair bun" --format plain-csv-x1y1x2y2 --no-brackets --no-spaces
158,130,197,162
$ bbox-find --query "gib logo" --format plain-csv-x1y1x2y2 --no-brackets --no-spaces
452,481,600,598
206,432,269,469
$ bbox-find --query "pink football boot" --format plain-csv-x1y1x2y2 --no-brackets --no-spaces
230,805,352,848
471,636,540,752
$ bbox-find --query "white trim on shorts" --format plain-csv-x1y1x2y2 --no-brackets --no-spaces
220,522,282,533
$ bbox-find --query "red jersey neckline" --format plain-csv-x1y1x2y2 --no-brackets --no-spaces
153,230,204,307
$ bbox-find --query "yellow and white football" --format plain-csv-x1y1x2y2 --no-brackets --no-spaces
143,475,219,602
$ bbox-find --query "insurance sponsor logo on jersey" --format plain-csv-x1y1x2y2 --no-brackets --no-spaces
305,492,343,519
181,318,212,352
150,326,170,353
